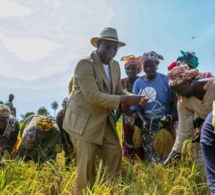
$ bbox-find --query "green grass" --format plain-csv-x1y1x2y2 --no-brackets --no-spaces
0,120,209,195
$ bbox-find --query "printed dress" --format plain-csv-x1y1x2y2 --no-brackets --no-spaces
0,115,19,157
121,78,145,161
18,114,62,163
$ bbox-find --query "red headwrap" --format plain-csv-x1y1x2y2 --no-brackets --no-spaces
168,61,177,71
121,55,142,73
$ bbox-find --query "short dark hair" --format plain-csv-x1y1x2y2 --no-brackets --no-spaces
9,94,14,97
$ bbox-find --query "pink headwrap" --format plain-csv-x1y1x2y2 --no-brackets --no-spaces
121,55,142,73
168,64,200,87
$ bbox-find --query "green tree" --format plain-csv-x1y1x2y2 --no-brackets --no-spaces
61,97,68,109
37,106,50,116
51,101,59,118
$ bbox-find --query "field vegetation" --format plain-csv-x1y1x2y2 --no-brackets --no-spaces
0,120,209,195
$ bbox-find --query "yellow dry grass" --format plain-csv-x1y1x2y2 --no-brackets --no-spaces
0,120,209,195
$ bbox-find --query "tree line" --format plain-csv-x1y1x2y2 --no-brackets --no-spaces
20,98,68,121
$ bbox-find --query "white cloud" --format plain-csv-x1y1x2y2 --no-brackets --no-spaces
53,0,61,9
0,33,63,61
0,0,116,83
0,0,33,17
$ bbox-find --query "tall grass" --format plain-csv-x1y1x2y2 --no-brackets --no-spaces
0,120,209,195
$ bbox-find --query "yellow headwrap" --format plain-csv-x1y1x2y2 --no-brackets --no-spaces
121,55,142,74
36,116,54,132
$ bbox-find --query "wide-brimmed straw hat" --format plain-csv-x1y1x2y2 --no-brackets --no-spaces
91,27,126,48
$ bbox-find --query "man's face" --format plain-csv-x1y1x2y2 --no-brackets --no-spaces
172,81,193,98
97,40,118,64
143,60,158,80
9,95,14,101
125,64,139,80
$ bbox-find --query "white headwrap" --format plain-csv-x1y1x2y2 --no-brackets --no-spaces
0,104,11,117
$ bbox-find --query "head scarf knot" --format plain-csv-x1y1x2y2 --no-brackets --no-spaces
0,104,11,117
121,55,142,73
177,50,199,68
142,51,164,65
168,64,200,87
36,116,54,132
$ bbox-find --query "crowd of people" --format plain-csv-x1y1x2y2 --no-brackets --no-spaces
1,27,215,194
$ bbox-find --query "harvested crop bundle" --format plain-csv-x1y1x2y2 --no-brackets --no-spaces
153,128,174,156
133,125,143,147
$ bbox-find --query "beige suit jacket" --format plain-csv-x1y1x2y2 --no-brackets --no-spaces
63,51,127,145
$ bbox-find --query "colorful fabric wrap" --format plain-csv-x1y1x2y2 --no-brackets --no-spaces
212,101,215,129
0,104,11,117
168,64,200,87
177,50,199,68
121,55,142,73
36,116,54,132
0,100,4,104
142,51,164,65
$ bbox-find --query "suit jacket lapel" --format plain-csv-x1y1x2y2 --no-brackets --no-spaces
92,51,111,93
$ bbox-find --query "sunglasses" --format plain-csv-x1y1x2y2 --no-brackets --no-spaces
100,42,119,51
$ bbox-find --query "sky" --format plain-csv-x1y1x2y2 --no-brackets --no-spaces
0,0,215,120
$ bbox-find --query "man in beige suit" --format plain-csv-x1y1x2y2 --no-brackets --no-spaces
63,27,148,193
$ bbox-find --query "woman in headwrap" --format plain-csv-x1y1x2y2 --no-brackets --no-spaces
163,64,215,167
0,104,20,161
131,51,178,163
177,50,213,78
16,114,62,164
115,55,146,161
170,51,213,138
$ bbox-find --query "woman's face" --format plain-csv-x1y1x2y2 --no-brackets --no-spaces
125,64,139,80
172,81,194,98
177,61,194,69
0,116,8,129
143,60,158,80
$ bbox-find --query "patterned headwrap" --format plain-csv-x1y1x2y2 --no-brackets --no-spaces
168,64,200,87
36,116,54,132
177,50,199,68
121,55,142,73
142,51,164,65
0,104,11,117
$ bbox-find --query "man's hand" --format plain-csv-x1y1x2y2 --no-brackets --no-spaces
139,96,149,107
120,95,148,106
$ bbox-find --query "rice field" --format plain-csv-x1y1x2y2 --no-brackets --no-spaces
0,120,209,195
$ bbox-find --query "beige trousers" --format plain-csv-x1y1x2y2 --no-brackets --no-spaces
70,120,122,192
